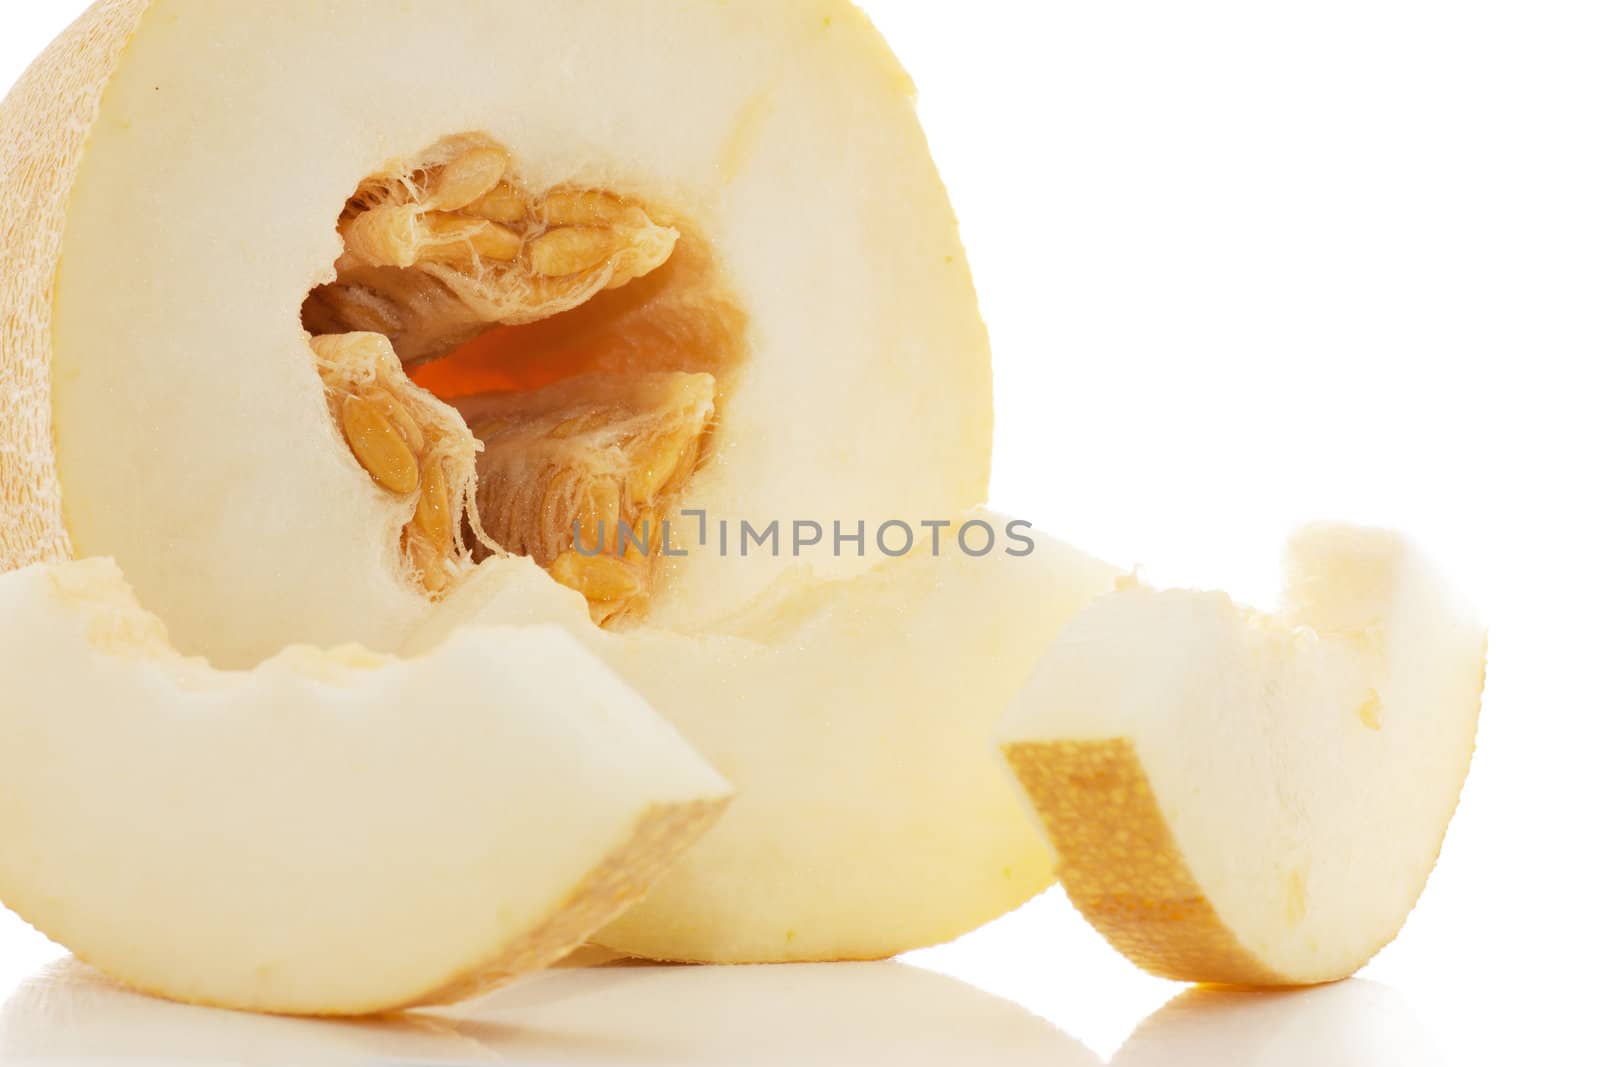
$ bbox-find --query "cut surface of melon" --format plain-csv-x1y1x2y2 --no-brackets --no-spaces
407,512,1120,962
0,558,730,1016
2,0,992,668
998,526,1485,986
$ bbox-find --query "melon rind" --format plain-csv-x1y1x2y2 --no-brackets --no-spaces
0,0,147,573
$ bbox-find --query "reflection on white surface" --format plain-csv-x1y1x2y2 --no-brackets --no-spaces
1114,981,1447,1066
0,947,1459,1067
0,954,1097,1067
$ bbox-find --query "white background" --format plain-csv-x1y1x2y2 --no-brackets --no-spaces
2,2,1595,1064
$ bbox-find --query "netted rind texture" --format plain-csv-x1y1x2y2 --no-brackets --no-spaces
0,0,147,572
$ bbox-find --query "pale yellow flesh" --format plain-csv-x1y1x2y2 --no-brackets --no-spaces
408,511,1120,962
0,558,731,1016
998,526,1485,985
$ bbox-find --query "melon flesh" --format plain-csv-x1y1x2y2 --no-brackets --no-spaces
0,0,1084,975
407,512,1120,962
0,558,730,1016
998,526,1485,985
3,0,992,667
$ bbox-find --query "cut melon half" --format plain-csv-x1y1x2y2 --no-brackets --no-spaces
1,0,992,667
0,558,730,1016
998,526,1486,985
407,511,1120,962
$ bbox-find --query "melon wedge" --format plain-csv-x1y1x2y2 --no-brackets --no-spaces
999,526,1485,985
407,512,1120,962
0,558,730,1016
1,0,992,666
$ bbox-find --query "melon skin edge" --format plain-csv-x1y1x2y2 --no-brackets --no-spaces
0,0,146,572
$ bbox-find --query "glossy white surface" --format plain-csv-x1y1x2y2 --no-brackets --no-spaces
3,1,1595,1064
0,880,1586,1065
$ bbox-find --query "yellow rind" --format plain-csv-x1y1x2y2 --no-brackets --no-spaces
1002,739,1289,986
0,0,148,571
402,797,730,1012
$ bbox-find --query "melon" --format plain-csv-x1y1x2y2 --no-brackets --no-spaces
999,526,1486,985
0,558,729,1016
0,0,1106,985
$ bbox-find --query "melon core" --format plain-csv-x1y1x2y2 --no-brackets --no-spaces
301,138,749,624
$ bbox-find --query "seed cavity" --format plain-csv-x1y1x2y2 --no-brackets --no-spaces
305,136,729,619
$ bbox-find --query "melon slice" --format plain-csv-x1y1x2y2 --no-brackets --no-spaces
406,512,1120,962
1,0,993,667
0,558,730,1016
998,526,1486,985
